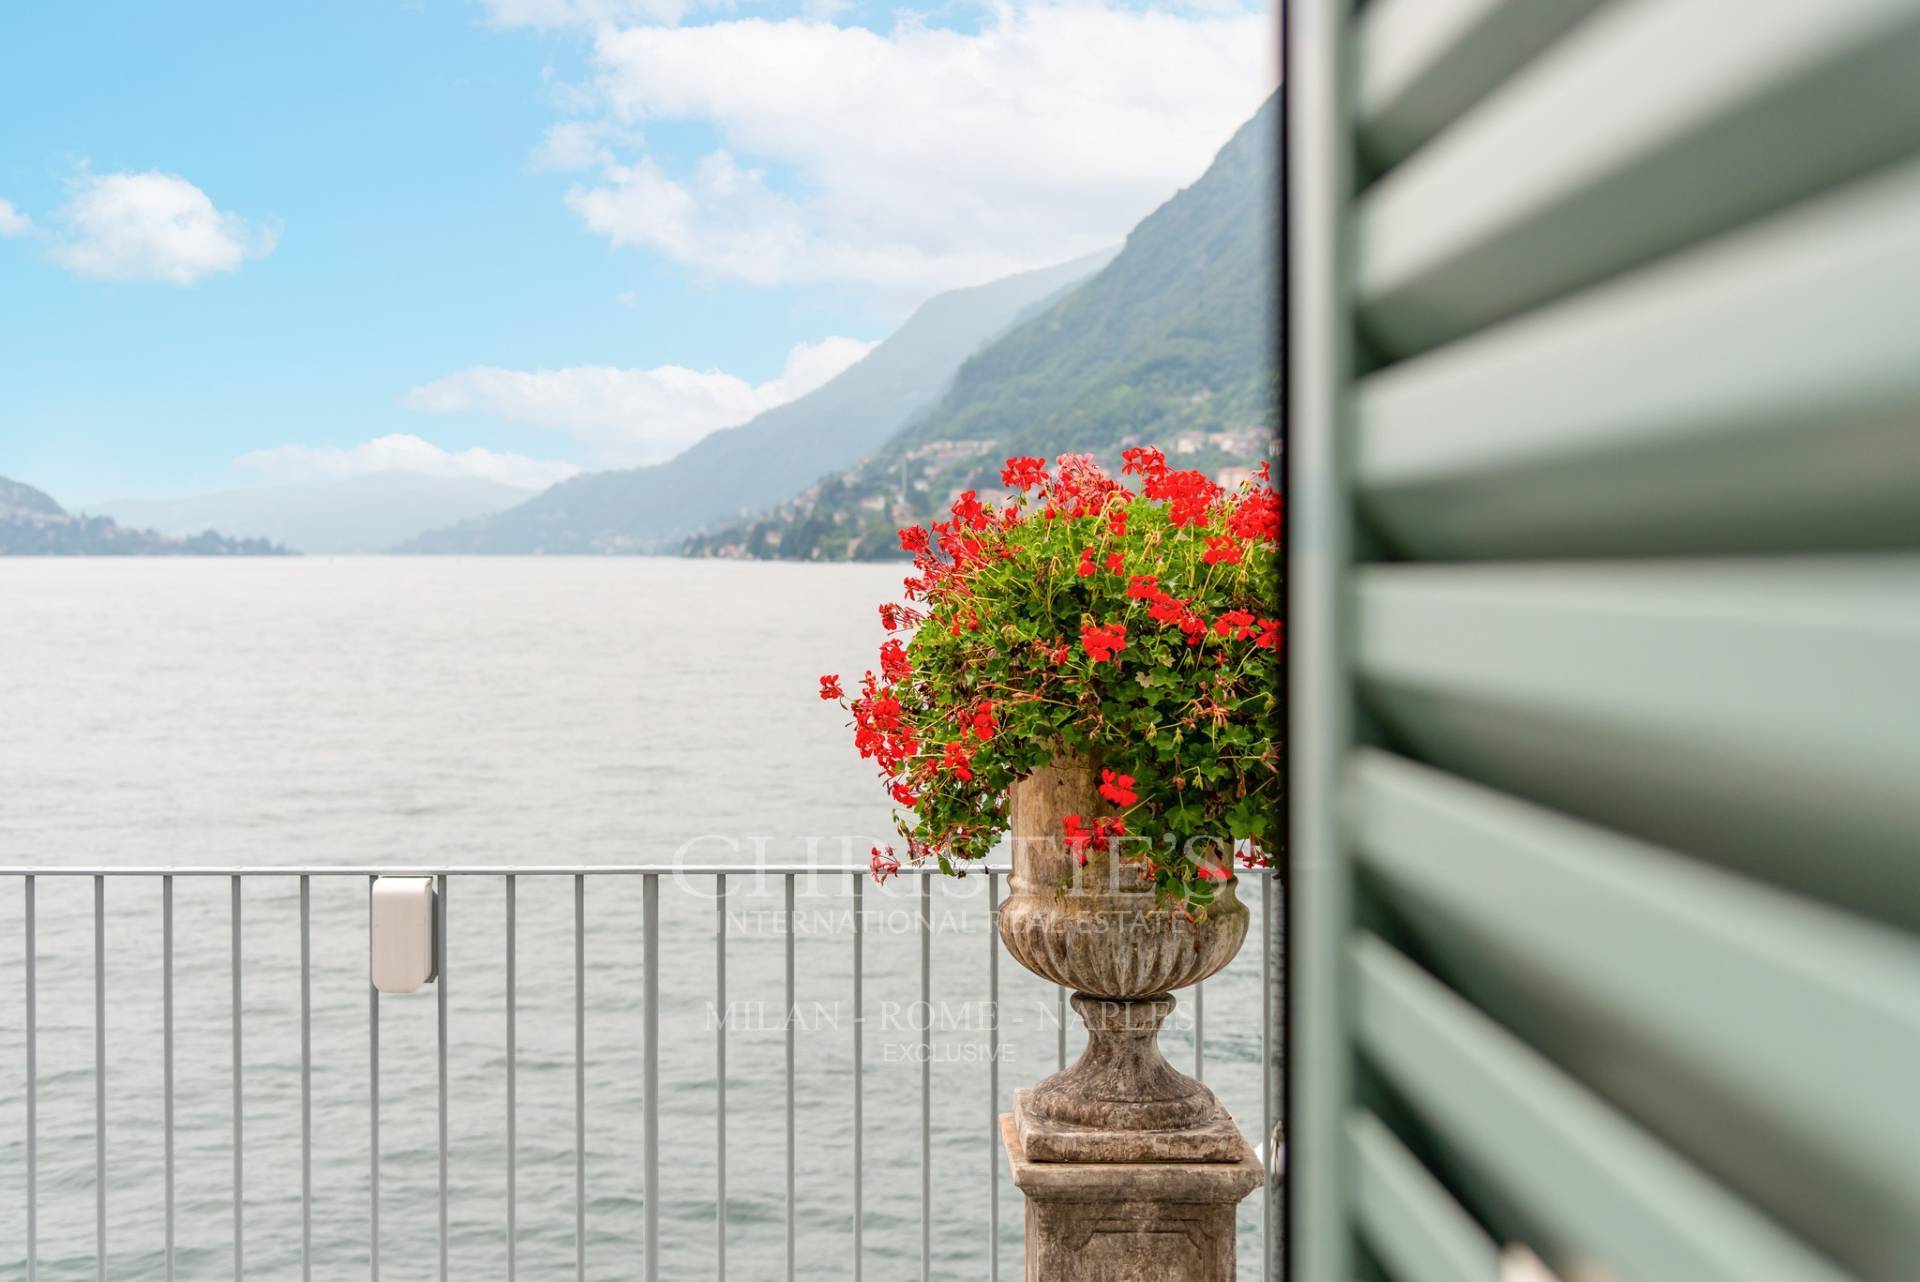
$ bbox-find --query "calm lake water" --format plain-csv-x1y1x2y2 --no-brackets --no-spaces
0,557,1278,1280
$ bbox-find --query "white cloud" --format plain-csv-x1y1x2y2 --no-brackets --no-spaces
403,334,877,465
532,119,636,172
548,3,1275,293
51,171,277,284
234,434,582,490
0,199,31,237
776,334,877,398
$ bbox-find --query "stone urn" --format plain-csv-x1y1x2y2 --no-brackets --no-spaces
996,753,1250,1163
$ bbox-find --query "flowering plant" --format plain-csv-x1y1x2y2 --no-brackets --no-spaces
821,447,1281,910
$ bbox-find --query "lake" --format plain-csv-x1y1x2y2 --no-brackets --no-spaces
0,557,1277,1279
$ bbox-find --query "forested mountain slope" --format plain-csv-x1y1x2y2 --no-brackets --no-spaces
687,93,1277,562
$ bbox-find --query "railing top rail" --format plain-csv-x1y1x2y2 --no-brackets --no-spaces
0,862,1278,878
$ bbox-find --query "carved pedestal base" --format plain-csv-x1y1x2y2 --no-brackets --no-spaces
1001,1113,1263,1282
1015,993,1245,1163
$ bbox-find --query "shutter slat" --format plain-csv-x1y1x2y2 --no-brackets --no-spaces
1349,748,1920,1276
1351,935,1854,1282
1356,156,1920,559
1357,0,1920,357
1353,558,1920,929
1357,0,1604,171
1349,1111,1499,1282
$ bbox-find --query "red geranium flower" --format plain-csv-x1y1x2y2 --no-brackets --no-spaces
1000,456,1048,490
1120,446,1167,479
1080,621,1128,663
870,846,901,884
941,739,975,781
1062,814,1094,864
880,638,910,682
1045,454,1124,519
826,438,1280,911
1227,489,1281,543
1144,467,1222,528
1202,536,1243,566
1213,609,1258,640
951,490,989,529
1144,590,1207,644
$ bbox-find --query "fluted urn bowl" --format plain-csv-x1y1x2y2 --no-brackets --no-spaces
996,754,1249,1160
997,754,1247,996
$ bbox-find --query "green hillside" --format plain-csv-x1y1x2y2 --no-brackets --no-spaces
395,249,1114,554
686,93,1277,562
0,475,290,556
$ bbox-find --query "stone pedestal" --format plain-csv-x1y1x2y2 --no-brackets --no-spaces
996,758,1264,1279
1001,1113,1264,1282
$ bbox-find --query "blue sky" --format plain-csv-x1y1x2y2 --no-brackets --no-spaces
0,0,1274,504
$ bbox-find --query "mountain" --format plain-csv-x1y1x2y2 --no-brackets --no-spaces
0,475,290,556
395,248,1117,555
96,471,535,554
1,476,65,518
686,93,1278,561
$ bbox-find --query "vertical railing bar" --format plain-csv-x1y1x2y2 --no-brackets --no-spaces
1055,985,1065,1071
506,874,517,1282
1194,979,1204,1082
165,875,177,1282
644,873,661,1282
95,874,106,1282
987,869,1000,1282
300,874,312,1282
574,873,586,1282
232,874,244,1282
851,873,863,1282
25,874,36,1282
919,874,931,1282
715,872,727,1282
437,873,448,1282
370,875,380,1282
785,873,796,1282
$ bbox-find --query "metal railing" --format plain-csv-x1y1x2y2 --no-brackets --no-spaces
4,863,1281,1280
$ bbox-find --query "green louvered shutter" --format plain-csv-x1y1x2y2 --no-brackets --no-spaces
1287,3,1920,1280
